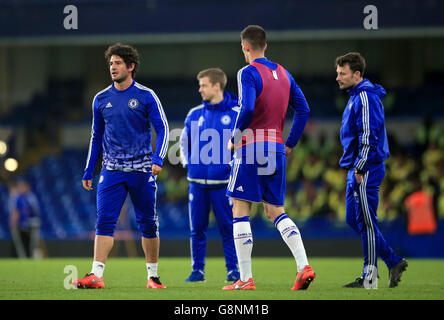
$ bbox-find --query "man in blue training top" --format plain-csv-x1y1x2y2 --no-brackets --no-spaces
223,25,315,291
73,43,169,289
180,68,239,283
335,52,408,289
9,179,41,259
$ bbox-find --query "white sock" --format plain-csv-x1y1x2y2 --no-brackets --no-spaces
274,213,308,272
233,217,253,282
91,261,105,278
146,263,158,278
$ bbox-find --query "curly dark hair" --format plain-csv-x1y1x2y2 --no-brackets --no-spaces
104,42,140,78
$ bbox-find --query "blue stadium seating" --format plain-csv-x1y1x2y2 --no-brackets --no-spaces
0,149,192,240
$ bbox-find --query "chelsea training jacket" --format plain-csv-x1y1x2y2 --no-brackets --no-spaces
180,91,239,184
339,78,390,172
83,80,169,180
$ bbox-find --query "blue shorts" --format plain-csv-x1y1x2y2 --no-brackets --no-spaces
96,169,158,238
226,152,286,206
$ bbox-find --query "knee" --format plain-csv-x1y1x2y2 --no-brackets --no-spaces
345,213,354,227
263,207,275,222
263,203,284,223
232,199,251,218
96,214,119,237
345,214,359,232
138,216,159,238
190,224,207,239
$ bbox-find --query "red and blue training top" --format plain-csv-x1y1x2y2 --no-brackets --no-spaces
231,57,310,155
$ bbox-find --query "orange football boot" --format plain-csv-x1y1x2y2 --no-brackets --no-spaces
73,273,105,289
222,278,255,290
292,265,316,290
147,277,166,289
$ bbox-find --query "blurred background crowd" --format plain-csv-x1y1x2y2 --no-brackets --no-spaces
157,116,444,225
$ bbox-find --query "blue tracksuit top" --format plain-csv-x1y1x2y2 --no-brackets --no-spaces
83,80,169,180
180,91,239,184
339,78,390,172
10,192,40,229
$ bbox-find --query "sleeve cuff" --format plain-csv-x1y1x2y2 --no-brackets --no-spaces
82,171,93,181
152,156,164,167
284,141,295,149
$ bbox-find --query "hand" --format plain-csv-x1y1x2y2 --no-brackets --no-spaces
227,140,234,151
152,164,162,176
285,145,293,157
82,179,93,191
354,173,363,184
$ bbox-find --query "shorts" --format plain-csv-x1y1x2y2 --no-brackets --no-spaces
226,152,286,206
95,169,158,238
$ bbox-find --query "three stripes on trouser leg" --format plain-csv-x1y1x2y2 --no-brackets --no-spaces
359,172,377,286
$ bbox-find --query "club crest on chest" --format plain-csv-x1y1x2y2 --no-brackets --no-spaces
128,98,139,109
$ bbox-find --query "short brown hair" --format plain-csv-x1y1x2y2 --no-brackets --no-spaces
104,42,140,78
240,25,267,51
335,52,366,77
197,68,227,91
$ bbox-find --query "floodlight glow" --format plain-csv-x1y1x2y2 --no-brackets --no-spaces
4,158,18,172
0,141,7,155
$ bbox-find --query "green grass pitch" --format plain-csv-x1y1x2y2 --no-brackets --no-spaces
0,257,443,300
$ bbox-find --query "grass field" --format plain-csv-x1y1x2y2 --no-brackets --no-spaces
0,257,443,300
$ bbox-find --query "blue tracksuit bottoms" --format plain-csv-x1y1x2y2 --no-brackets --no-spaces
345,163,402,279
188,182,237,272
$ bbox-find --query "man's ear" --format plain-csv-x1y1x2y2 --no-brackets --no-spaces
128,62,135,73
243,41,250,52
